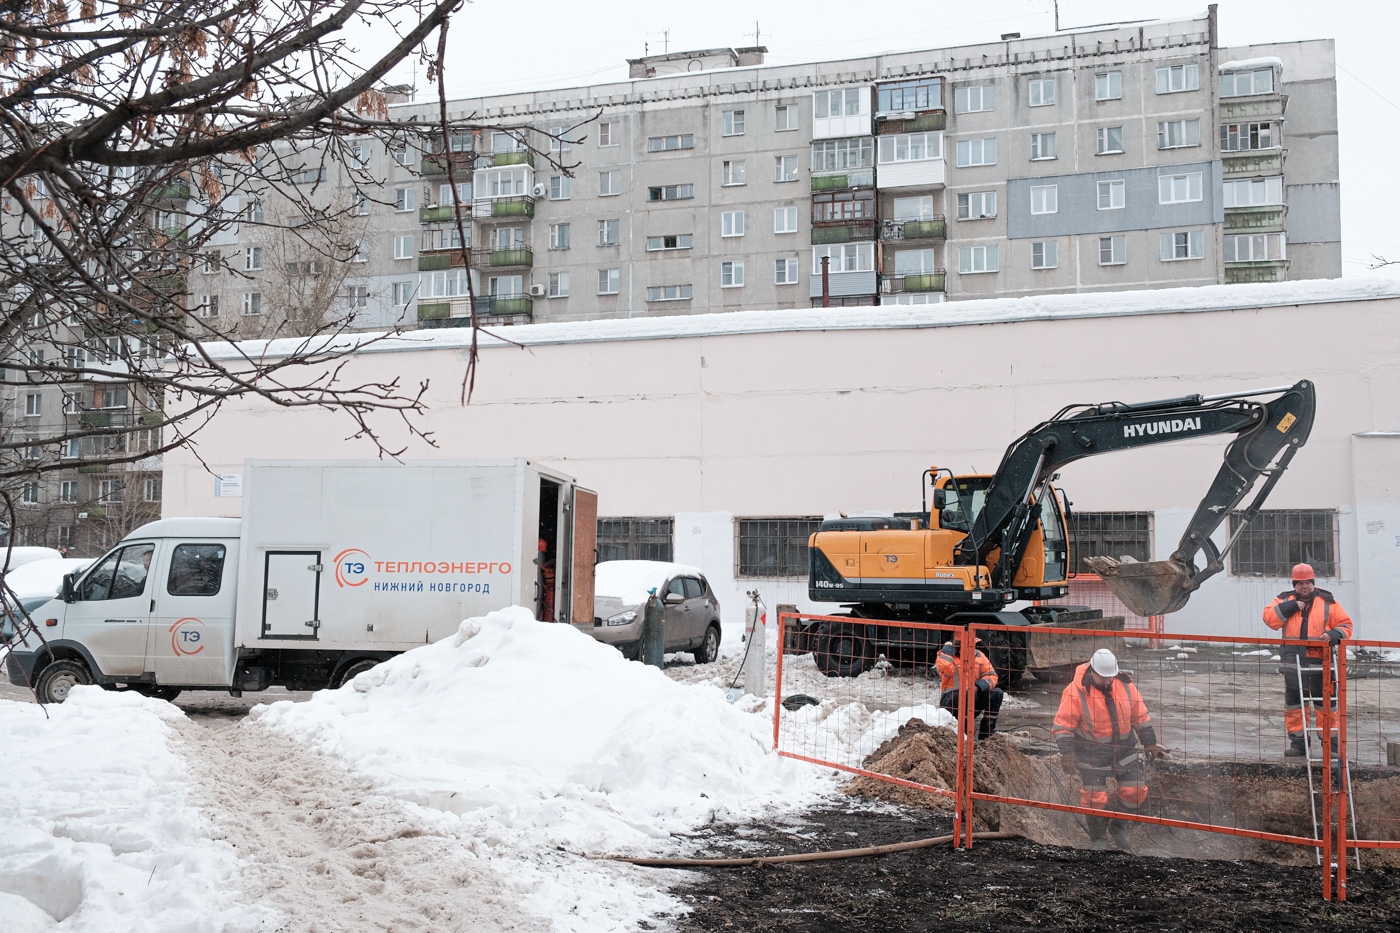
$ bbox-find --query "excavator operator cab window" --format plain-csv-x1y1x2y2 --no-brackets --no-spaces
1039,489,1068,581
939,478,992,532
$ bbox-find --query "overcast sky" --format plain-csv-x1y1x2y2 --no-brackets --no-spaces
352,0,1400,278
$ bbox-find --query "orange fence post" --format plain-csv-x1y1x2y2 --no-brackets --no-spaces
960,625,976,849
1337,643,1348,902
1322,647,1334,902
772,612,788,751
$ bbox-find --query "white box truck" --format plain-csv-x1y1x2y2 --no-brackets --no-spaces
5,460,598,703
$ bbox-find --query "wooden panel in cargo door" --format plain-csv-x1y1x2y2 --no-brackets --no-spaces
570,487,598,626
859,531,925,583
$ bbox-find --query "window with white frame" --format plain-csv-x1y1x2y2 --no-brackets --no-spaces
1030,184,1058,214
548,272,569,298
202,250,220,274
892,196,935,221
774,206,798,233
958,245,998,274
721,211,745,237
1155,63,1200,93
878,77,941,114
350,143,371,168
722,110,745,136
1221,122,1276,151
599,170,621,196
1158,119,1201,149
721,261,744,287
775,155,799,182
894,249,937,275
245,201,264,223
62,437,79,458
954,85,995,113
1159,172,1204,203
1097,179,1125,210
1160,230,1204,260
487,275,522,297
814,88,862,118
490,227,523,251
598,269,620,294
478,168,527,198
647,184,693,201
244,246,263,270
811,137,874,171
648,134,694,152
490,132,524,153
877,132,942,163
548,127,572,155
775,258,799,284
392,146,414,165
352,239,368,262
1032,240,1058,269
549,175,571,199
776,105,799,131
1029,78,1056,107
647,284,692,301
391,281,415,305
21,483,39,504
646,234,692,251
395,187,416,211
722,160,746,185
598,121,620,146
1220,68,1274,98
956,138,996,167
423,228,464,252
1223,176,1284,207
957,191,997,220
549,223,571,250
347,285,368,307
597,219,620,246
241,292,261,315
144,478,162,502
1097,126,1124,155
812,242,874,273
420,269,468,298
1030,132,1056,160
24,392,40,416
22,445,41,461
1224,233,1286,262
1095,72,1122,100
198,295,218,317
439,181,470,205
352,192,371,215
393,235,414,260
1099,235,1126,265
61,480,77,502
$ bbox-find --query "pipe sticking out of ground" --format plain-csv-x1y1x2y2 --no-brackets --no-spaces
611,831,1022,867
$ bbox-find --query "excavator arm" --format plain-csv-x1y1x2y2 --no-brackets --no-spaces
957,380,1316,615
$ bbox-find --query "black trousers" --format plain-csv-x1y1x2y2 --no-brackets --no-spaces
940,687,1004,731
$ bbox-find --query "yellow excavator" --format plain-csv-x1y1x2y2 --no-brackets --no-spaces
804,381,1316,679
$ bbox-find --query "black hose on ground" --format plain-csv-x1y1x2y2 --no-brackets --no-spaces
610,831,1022,867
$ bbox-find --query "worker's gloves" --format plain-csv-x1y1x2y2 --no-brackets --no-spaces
1276,599,1300,617
975,678,993,694
1142,744,1170,760
1326,628,1346,645
1061,755,1077,775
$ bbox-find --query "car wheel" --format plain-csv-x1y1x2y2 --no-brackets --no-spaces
694,625,721,664
134,685,183,702
813,621,875,678
335,658,381,688
36,659,93,704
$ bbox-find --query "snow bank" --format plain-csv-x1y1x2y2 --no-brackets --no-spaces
594,560,704,605
0,688,271,933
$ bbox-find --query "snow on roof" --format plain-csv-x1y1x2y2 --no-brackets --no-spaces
1220,56,1284,71
204,277,1400,362
594,560,706,605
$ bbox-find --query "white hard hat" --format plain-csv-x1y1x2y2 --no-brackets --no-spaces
1090,648,1119,678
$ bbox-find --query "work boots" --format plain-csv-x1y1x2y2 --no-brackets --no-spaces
1109,818,1134,853
1086,814,1110,851
1285,734,1307,758
977,716,998,742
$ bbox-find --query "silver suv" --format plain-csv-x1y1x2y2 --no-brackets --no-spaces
590,561,722,663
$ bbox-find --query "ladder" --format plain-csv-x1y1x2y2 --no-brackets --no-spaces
1296,655,1360,869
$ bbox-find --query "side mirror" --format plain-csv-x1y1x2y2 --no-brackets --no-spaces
663,592,685,605
61,572,76,603
932,488,947,511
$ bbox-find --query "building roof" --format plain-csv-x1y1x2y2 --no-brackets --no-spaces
206,277,1400,362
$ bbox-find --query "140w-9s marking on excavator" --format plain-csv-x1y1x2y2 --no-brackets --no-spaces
1122,417,1202,438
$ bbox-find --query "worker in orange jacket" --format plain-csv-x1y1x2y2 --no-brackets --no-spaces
935,636,1002,741
1053,648,1168,851
1263,563,1353,758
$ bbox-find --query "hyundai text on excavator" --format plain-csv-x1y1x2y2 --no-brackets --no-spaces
804,381,1316,679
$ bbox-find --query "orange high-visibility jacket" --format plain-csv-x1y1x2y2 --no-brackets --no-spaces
1263,589,1353,660
1053,662,1153,747
935,642,998,694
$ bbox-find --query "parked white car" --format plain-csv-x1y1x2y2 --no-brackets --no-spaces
588,561,721,663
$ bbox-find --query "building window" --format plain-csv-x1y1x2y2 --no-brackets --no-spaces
958,245,998,274
812,242,874,273
1158,119,1201,149
350,143,371,168
245,201,264,223
894,248,937,275
1220,68,1275,98
241,292,261,315
479,167,528,198
25,392,41,416
198,295,219,318
490,227,523,251
954,85,995,113
774,206,798,233
597,169,622,197
597,518,673,562
1159,172,1204,204
1098,235,1126,265
1229,509,1336,577
1160,230,1205,261
144,478,162,502
392,187,415,212
351,192,371,216
721,211,745,237
646,234,692,251
957,191,997,220
549,223,571,250
647,184,693,201
1221,122,1276,152
487,275,522,298
60,481,77,503
646,285,692,302
1069,512,1153,566
955,138,997,167
352,239,369,262
1095,71,1122,101
393,235,413,260
878,77,941,114
1155,63,1200,94
1097,179,1125,210
62,438,80,458
548,127,572,155
648,134,694,152
548,272,569,298
549,175,571,200
202,250,220,274
738,518,822,578
722,160,746,186
391,281,414,306
598,121,620,146
811,137,874,171
597,269,620,295
892,195,934,221
775,258,799,284
490,132,524,153
1097,126,1124,155
98,479,124,504
1030,132,1056,161
775,155,799,182
392,146,414,166
1028,78,1056,107
1224,233,1286,262
423,228,464,252
775,105,799,131
721,261,744,287
420,268,469,300
877,132,942,163
1031,240,1058,269
597,219,619,246
722,110,745,136
244,246,263,271
20,483,39,504
812,189,874,223
1030,184,1058,215
1223,176,1284,207
814,88,862,118
347,285,368,308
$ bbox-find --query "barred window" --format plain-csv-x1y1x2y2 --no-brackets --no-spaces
1069,512,1152,571
1229,509,1338,577
738,518,821,578
597,518,673,562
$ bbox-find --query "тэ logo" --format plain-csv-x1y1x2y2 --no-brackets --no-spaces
335,548,370,588
170,618,205,656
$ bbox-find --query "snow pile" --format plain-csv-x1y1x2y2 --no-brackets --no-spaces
593,560,704,605
0,688,271,933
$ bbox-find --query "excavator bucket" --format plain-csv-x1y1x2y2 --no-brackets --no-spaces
1086,556,1198,617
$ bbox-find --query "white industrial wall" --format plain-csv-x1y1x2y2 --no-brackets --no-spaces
161,282,1400,644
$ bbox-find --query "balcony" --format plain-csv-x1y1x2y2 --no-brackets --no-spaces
493,151,534,168
811,223,875,245
150,272,187,293
419,251,470,271
474,295,533,317
421,153,473,176
1222,151,1284,176
472,246,533,269
881,272,947,294
417,297,473,322
1220,98,1285,121
485,196,534,218
876,111,946,133
811,170,874,192
1224,260,1289,284
808,270,878,300
152,180,191,199
420,204,469,224
880,217,946,241
877,158,945,190
1223,206,1285,233
77,410,139,428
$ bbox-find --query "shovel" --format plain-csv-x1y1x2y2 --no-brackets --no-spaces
1086,555,1198,617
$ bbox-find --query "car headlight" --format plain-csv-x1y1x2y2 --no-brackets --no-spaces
606,610,638,626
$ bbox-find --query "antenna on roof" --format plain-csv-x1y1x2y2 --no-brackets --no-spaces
645,29,670,54
745,21,765,46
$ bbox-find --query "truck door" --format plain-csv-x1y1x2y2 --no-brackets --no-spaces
568,486,598,626
260,550,322,640
153,542,237,686
63,541,157,677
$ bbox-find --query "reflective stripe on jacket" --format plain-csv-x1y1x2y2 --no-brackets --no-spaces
935,642,997,694
1263,588,1352,660
1052,662,1152,747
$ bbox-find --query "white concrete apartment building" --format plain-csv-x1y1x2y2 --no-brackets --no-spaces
201,6,1339,331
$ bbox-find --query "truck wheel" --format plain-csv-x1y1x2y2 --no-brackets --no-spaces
135,685,183,702
814,621,875,678
36,660,93,704
335,658,380,688
693,625,721,664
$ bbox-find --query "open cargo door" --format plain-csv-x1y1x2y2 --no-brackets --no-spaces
570,487,598,627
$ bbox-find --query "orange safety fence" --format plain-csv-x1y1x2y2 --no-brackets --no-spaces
1332,638,1400,903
